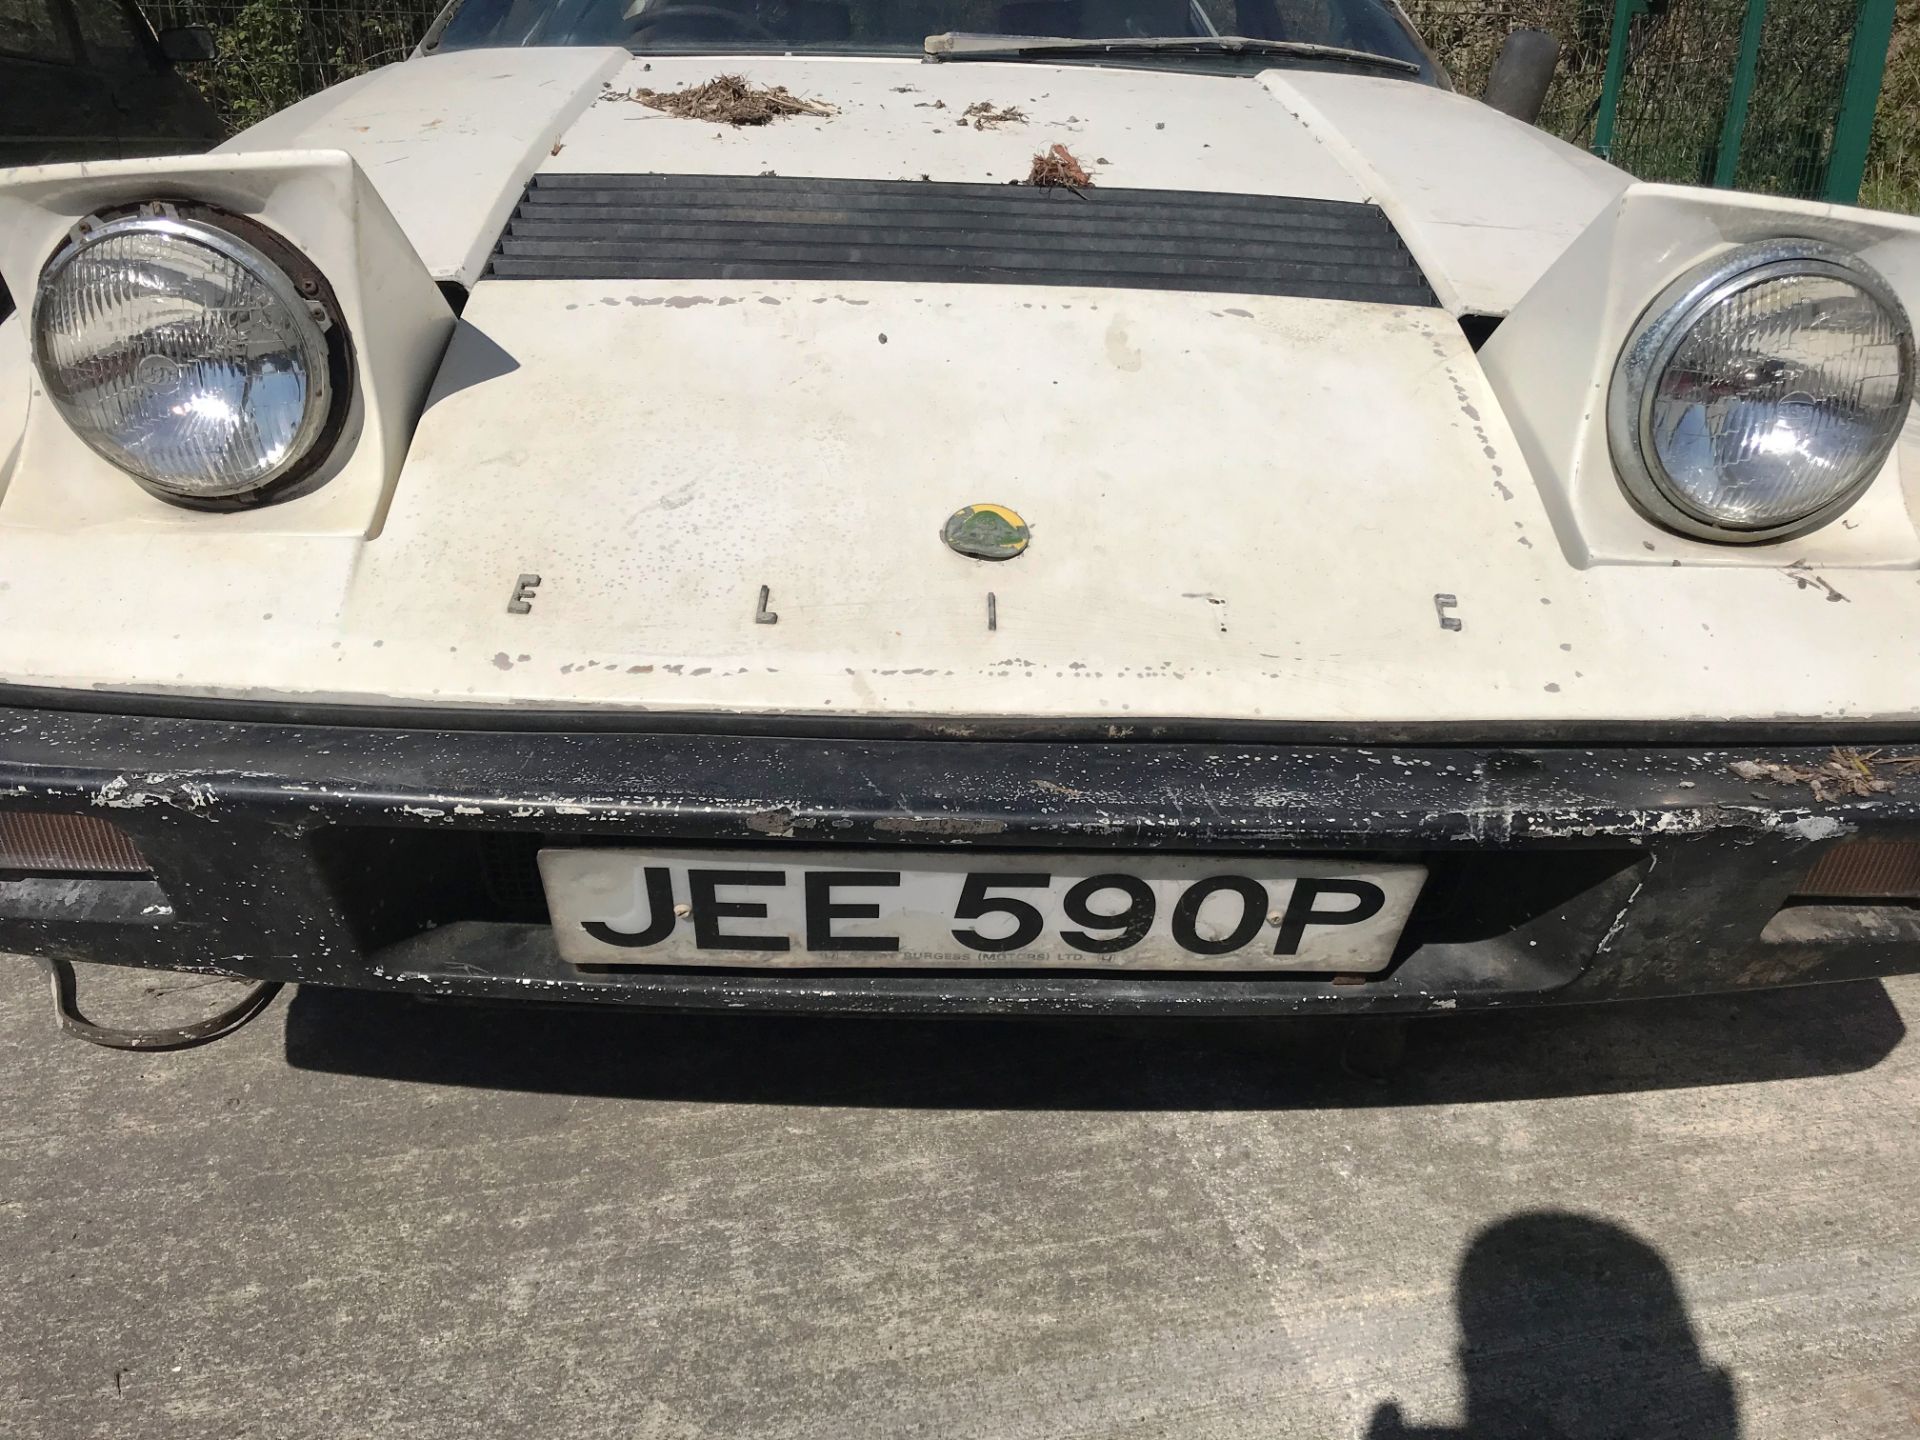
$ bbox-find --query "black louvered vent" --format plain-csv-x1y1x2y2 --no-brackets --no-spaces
485,173,1439,306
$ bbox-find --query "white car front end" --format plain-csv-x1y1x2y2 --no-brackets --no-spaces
2,6,1919,1020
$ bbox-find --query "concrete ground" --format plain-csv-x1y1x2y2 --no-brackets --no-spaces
2,964,1917,1440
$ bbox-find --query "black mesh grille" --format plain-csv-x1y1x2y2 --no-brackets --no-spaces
484,173,1440,305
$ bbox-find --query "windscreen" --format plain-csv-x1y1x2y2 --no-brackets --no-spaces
429,0,1438,78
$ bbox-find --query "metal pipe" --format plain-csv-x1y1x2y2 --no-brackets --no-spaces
1484,29,1561,125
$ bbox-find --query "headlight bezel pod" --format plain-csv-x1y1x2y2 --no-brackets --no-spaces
1607,237,1917,546
29,202,355,511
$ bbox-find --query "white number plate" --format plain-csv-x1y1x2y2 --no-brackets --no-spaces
540,848,1426,973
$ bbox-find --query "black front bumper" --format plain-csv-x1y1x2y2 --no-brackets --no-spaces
2,702,1918,1016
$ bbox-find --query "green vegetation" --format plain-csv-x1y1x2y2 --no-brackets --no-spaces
1407,0,1868,199
143,0,1917,211
143,0,440,131
1861,0,1920,211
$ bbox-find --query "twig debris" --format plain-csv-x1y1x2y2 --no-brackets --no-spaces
614,74,833,125
1018,143,1093,187
963,101,1027,129
1728,746,1920,802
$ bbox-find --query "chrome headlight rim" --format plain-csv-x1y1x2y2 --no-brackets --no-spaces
1607,238,1916,546
30,203,354,511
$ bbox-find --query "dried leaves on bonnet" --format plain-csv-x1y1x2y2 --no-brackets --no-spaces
1728,747,1920,803
962,101,1027,129
619,74,833,125
1020,144,1093,188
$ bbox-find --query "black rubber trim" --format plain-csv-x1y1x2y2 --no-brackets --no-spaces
0,706,1903,844
484,173,1441,306
2,681,1919,746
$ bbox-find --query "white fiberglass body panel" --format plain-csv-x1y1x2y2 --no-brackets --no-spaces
201,49,1605,307
1,51,1917,726
0,151,453,536
0,266,1916,724
223,46,629,284
1261,69,1632,316
548,54,1368,199
1481,184,1920,569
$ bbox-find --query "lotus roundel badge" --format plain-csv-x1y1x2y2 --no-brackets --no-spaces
942,503,1030,561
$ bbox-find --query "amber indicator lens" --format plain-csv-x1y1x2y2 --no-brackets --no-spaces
1798,839,1920,901
0,812,150,875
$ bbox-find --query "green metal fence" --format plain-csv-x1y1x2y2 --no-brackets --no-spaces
1581,0,1895,201
141,0,1900,202
1402,0,1896,202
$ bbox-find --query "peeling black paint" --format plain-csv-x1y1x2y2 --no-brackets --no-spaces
2,703,1919,1015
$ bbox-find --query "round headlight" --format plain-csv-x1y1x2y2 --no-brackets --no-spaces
1608,240,1915,543
30,207,349,508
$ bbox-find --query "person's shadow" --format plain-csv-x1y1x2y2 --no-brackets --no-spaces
1369,1212,1740,1439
